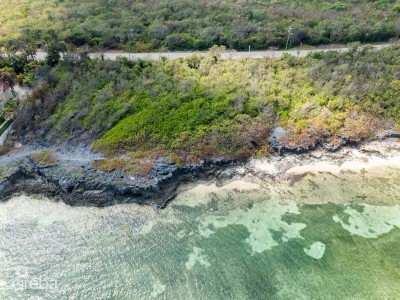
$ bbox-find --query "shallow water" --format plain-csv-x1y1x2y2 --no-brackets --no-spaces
1,168,400,299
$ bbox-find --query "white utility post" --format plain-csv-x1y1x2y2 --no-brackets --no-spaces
286,27,293,50
128,28,134,60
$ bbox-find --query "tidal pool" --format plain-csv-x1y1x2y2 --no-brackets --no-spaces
0,167,399,299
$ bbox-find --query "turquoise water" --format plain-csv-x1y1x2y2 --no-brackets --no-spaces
0,168,400,299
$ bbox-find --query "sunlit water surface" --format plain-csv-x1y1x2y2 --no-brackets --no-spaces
1,168,400,299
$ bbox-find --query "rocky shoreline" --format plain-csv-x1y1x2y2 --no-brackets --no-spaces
1,138,400,207
0,148,235,207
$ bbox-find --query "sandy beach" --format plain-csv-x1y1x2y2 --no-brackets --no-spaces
176,139,400,206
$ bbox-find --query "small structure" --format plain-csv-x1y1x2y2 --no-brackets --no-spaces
0,80,14,102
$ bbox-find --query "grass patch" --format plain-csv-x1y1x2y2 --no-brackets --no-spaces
31,150,58,166
92,158,129,172
92,156,154,177
0,145,11,155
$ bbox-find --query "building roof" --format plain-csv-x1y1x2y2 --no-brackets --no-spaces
0,80,11,92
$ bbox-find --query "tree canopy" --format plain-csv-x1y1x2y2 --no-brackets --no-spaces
12,45,400,163
1,0,399,51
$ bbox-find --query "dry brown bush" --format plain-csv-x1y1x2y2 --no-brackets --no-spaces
31,150,58,166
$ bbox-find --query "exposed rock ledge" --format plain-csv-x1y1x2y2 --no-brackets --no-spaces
1,138,400,207
0,151,233,208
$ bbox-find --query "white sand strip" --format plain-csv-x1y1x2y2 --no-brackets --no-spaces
286,154,400,175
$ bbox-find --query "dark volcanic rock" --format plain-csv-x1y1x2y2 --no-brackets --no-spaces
0,156,235,208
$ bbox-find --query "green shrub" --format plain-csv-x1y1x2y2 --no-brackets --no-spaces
1,0,399,50
325,2,348,11
15,45,400,162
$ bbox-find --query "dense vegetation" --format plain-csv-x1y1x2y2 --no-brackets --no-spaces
0,51,39,85
1,0,400,51
13,45,400,165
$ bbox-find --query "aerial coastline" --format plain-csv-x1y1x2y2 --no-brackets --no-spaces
1,42,399,207
2,137,400,207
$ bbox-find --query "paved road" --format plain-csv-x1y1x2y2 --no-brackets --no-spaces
35,44,392,61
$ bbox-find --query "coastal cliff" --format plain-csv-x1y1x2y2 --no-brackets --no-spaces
2,138,400,207
0,146,234,207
